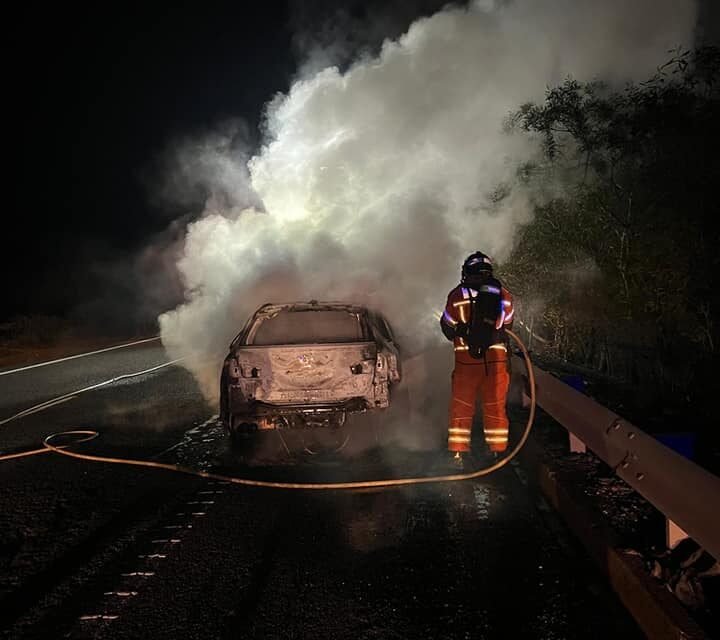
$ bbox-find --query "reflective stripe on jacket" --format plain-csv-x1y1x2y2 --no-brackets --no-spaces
442,284,514,354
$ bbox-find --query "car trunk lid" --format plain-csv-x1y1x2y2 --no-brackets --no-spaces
235,342,377,404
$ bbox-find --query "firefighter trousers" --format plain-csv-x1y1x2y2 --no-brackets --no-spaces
448,347,510,453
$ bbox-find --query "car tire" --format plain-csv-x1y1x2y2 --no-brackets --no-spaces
228,415,256,446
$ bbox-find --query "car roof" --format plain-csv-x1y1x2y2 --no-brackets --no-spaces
229,301,389,349
253,301,369,317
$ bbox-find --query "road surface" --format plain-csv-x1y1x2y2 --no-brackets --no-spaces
0,340,642,639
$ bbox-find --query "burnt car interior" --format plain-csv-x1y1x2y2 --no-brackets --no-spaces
249,309,369,345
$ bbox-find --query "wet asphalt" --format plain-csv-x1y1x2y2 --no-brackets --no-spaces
0,342,643,639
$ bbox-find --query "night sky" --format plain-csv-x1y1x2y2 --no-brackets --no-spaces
6,1,454,330
7,3,292,325
6,1,718,331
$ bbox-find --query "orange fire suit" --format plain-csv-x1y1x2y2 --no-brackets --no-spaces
442,284,514,453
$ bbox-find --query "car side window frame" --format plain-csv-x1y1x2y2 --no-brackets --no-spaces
231,310,265,348
369,311,393,343
381,316,395,343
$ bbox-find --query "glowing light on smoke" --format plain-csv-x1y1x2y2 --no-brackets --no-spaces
159,0,697,405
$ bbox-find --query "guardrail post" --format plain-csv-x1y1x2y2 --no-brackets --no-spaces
569,433,587,454
513,355,720,561
666,519,689,549
522,390,532,409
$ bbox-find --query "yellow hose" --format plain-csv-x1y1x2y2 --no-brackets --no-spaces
0,330,536,490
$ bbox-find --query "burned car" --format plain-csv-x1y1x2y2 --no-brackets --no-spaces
220,301,402,438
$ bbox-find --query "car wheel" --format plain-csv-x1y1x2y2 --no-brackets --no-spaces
227,415,255,448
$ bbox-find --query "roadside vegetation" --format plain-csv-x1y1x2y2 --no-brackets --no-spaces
502,47,720,466
0,316,71,346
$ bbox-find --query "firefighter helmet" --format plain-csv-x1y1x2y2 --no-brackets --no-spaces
462,251,493,281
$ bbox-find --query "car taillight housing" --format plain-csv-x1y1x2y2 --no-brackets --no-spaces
227,359,241,379
229,359,261,379
240,363,260,378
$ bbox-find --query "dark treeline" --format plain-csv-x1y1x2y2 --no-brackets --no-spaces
502,47,720,460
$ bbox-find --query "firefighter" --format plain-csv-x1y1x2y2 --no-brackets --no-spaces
440,252,514,465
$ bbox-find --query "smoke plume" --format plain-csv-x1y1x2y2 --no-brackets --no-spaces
159,0,696,406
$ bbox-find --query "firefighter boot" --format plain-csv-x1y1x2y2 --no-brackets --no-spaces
449,450,466,471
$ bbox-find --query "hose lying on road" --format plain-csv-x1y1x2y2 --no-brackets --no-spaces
0,331,535,490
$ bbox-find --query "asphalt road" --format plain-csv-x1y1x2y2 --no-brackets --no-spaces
0,339,173,425
0,341,643,639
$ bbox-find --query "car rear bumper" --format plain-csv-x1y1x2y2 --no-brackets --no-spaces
235,396,369,416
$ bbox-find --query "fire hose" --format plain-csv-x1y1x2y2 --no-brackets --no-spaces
0,330,535,489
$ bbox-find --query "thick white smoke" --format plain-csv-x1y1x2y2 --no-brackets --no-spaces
159,0,697,406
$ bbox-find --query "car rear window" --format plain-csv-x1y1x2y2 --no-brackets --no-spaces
250,310,367,345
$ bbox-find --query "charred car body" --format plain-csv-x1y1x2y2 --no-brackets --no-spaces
220,301,402,437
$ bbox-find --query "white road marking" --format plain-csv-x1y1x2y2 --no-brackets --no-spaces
9,395,77,418
0,336,161,377
473,484,491,520
153,414,219,459
0,358,185,427
152,439,186,459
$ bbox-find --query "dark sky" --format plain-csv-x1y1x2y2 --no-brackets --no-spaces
5,1,448,330
7,3,294,325
5,1,716,331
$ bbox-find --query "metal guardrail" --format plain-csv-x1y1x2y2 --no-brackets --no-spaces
515,356,720,561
